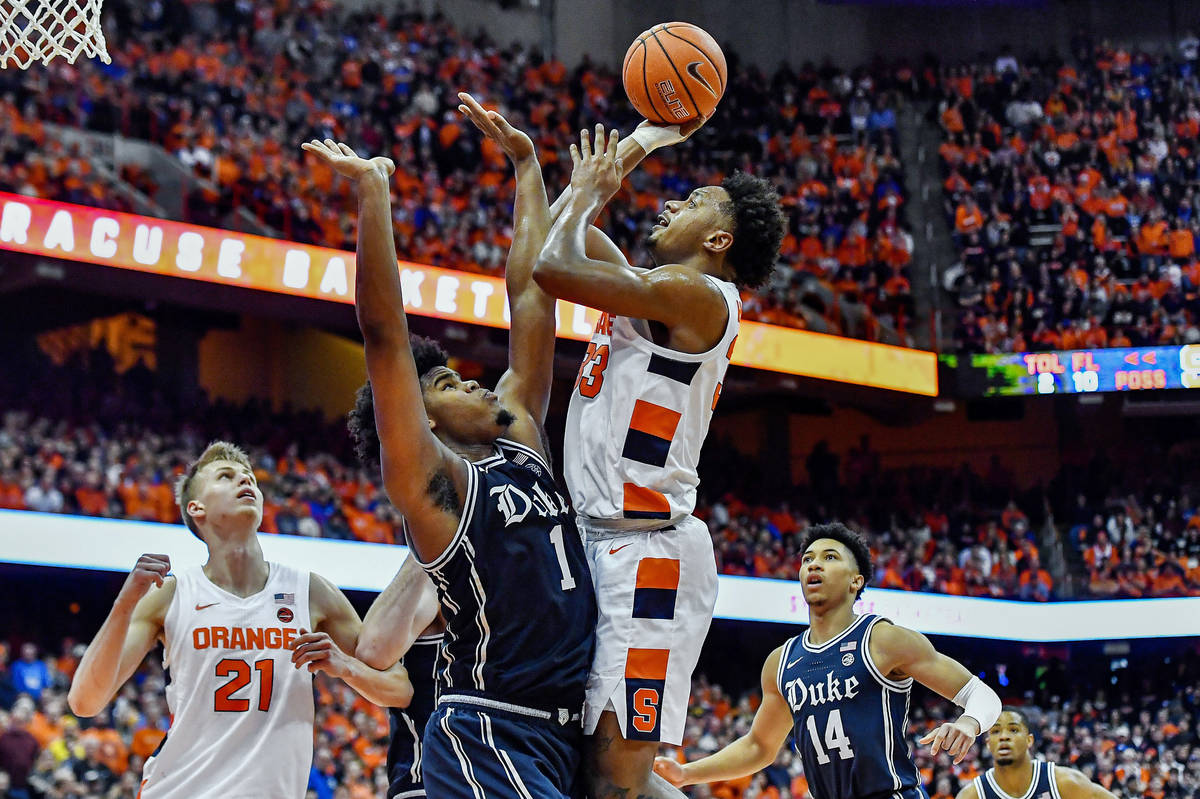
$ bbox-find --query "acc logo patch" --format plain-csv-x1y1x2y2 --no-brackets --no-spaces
277,607,294,623
842,652,855,667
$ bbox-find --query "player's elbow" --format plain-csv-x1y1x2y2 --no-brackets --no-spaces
532,251,569,292
67,682,101,718
354,636,394,672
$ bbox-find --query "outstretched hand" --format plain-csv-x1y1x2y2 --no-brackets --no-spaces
918,719,980,764
301,139,395,182
457,92,535,163
653,756,687,788
568,124,624,207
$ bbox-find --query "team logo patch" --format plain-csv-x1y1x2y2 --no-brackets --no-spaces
842,652,855,667
558,708,569,726
277,607,294,623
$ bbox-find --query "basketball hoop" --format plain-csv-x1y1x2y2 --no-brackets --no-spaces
0,0,110,69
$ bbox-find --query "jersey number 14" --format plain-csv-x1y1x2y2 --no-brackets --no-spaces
805,708,855,764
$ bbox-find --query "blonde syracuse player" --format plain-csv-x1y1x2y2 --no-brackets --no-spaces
535,125,785,799
68,441,413,799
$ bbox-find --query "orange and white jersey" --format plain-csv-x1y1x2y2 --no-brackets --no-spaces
141,563,314,799
565,275,741,526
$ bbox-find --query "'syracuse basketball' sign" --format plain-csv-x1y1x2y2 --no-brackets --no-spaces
0,192,937,395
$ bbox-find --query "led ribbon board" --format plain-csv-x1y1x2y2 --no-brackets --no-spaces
941,345,1200,396
0,193,936,395
1,510,1194,641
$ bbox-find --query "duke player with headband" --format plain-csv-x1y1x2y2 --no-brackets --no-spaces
654,523,1003,799
348,389,445,799
67,442,413,799
534,124,785,799
302,124,597,797
957,709,1118,799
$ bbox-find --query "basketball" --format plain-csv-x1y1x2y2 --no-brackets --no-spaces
622,22,727,125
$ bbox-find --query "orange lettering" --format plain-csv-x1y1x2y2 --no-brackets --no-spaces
632,688,660,733
230,627,246,649
265,629,281,648
193,627,210,649
212,627,229,648
282,628,297,650
245,627,263,649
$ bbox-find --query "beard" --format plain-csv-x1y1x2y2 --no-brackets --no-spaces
495,407,516,428
995,756,1015,766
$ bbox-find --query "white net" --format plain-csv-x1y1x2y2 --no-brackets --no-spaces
0,0,110,69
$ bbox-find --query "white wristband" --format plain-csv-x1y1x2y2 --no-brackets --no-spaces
630,124,684,153
952,676,1001,733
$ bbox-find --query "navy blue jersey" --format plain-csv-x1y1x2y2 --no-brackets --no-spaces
778,614,924,799
386,632,442,798
417,438,597,713
975,762,1061,799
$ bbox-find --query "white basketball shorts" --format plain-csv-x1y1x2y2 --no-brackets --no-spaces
581,515,718,746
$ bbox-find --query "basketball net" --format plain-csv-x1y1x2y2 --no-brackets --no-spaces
0,0,110,69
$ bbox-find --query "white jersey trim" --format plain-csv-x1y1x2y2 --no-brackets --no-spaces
416,461,479,571
862,617,915,691
440,710,486,799
494,437,552,474
800,613,870,653
776,637,798,698
482,713,535,799
985,762,1043,799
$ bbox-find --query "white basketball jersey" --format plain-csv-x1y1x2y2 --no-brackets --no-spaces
141,563,314,799
565,275,741,526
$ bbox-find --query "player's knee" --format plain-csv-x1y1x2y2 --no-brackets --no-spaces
585,733,658,793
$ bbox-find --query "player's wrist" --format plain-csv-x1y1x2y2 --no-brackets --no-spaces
630,123,684,153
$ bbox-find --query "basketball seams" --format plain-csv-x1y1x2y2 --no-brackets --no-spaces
639,43,671,125
659,27,726,94
650,31,700,122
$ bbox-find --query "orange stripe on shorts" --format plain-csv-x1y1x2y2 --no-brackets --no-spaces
636,557,680,590
628,400,682,441
622,483,671,514
625,647,670,680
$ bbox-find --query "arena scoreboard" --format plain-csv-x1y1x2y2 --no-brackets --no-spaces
940,345,1200,396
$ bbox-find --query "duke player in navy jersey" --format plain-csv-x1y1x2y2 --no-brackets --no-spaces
303,116,597,799
655,523,1003,799
957,709,1117,799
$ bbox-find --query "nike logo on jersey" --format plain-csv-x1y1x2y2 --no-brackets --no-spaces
787,657,804,669
195,602,219,610
686,61,716,95
609,543,634,555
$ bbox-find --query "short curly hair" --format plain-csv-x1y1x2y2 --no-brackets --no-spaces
798,522,873,599
719,171,785,289
346,336,450,468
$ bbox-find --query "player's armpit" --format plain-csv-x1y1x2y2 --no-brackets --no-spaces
308,573,362,655
955,778,981,799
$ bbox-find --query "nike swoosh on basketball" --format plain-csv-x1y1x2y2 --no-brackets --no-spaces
195,602,219,610
608,542,634,555
685,61,716,95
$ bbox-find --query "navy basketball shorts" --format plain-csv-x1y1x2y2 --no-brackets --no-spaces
422,700,582,799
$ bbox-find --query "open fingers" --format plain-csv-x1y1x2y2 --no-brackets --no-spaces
336,142,357,158
605,128,620,160
301,140,332,160
928,726,947,756
569,143,581,169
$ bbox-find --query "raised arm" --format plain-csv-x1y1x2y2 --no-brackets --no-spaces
301,139,466,557
356,554,441,671
457,94,556,427
654,646,795,788
534,126,725,331
69,554,173,717
869,621,1000,764
295,572,415,709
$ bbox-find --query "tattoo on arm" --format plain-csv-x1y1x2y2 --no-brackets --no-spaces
427,470,460,514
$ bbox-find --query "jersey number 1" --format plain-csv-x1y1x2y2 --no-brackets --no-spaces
215,658,274,712
548,525,576,590
806,708,855,764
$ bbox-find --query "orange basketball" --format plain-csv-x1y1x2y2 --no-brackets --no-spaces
622,22,727,125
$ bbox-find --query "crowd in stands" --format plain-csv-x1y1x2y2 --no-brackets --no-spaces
4,350,1200,600
936,36,1200,352
1,0,918,344
0,634,1196,799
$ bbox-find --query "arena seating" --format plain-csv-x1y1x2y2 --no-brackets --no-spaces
0,639,1195,799
0,2,914,345
2,353,1198,599
935,45,1200,353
